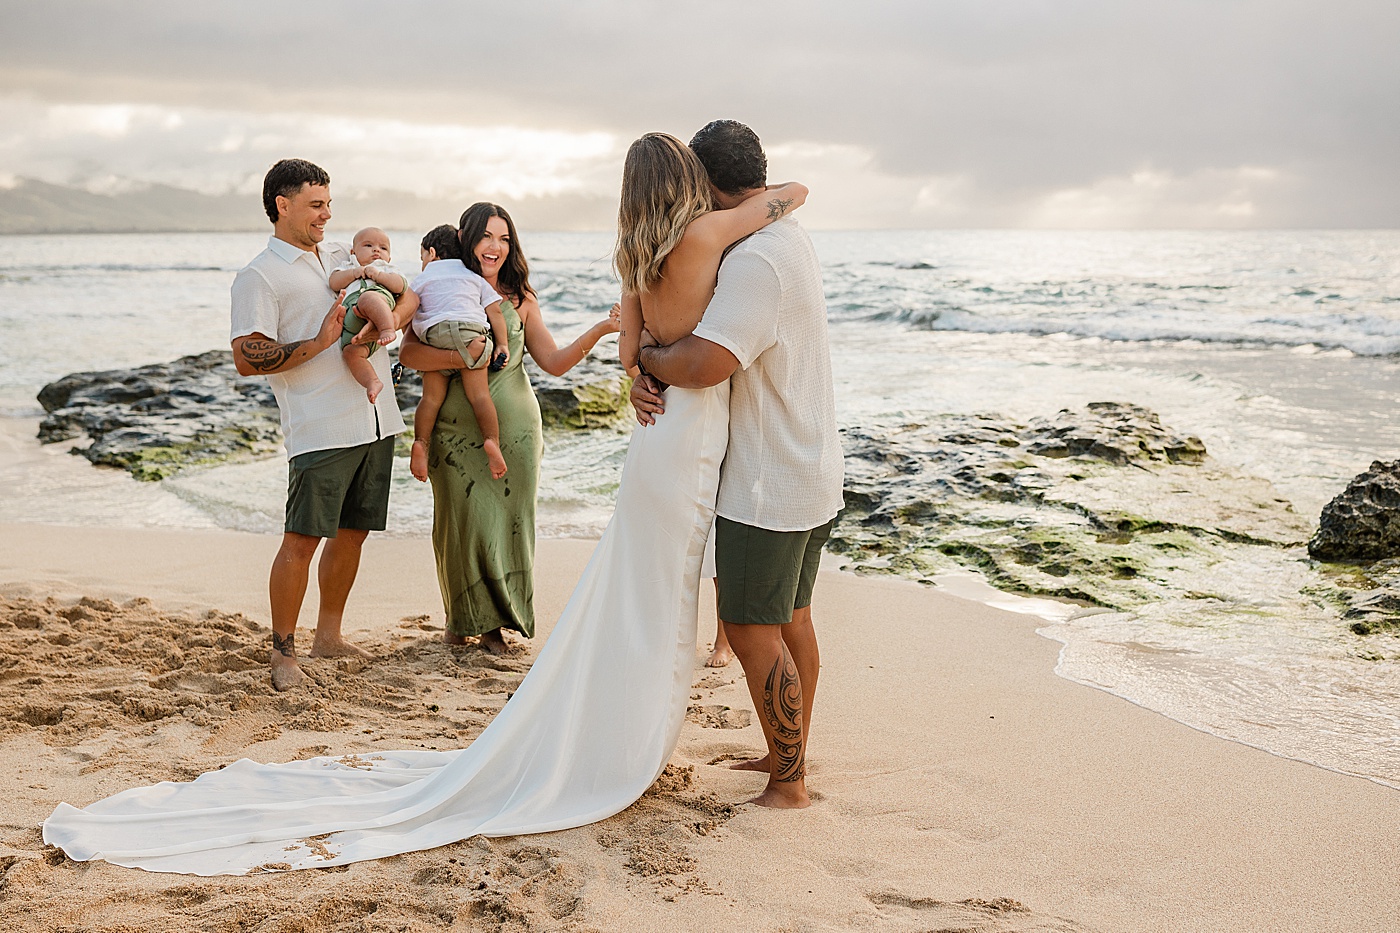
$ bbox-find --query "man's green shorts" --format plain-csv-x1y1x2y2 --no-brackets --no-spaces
714,516,836,625
285,437,396,538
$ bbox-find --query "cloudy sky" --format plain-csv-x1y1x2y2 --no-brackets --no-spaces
2,1,1396,229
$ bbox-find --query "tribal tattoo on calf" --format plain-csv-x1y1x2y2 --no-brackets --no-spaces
762,645,805,782
241,337,310,373
272,631,296,658
766,197,795,221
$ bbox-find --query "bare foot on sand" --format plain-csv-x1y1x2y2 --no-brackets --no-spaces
443,630,468,646
484,438,507,479
478,628,511,655
746,783,811,809
308,635,372,659
729,754,770,772
705,643,733,667
270,654,307,691
410,439,429,482
364,378,383,405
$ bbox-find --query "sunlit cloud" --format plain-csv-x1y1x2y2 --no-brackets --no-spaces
0,96,623,202
1023,165,1294,229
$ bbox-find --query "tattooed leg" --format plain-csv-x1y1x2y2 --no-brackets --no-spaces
730,606,820,773
763,645,805,783
272,631,296,657
724,622,812,808
269,532,318,691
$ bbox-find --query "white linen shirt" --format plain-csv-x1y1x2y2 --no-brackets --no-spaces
230,236,406,458
691,217,844,531
409,260,503,339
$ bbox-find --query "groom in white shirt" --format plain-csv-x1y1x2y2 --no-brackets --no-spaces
633,120,844,808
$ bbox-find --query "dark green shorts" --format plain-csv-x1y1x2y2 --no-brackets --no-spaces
285,437,396,538
715,516,836,626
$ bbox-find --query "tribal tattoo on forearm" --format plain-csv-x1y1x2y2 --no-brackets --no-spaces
762,646,805,782
766,197,795,220
272,631,296,658
241,337,311,373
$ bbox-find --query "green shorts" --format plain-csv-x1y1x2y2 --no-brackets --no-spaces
285,437,396,538
339,282,397,354
715,516,836,625
423,320,494,371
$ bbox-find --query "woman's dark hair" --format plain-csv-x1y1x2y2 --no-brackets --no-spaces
688,120,766,196
457,202,533,304
420,224,461,261
262,158,330,222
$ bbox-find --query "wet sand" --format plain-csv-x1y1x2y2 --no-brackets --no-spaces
0,523,1396,932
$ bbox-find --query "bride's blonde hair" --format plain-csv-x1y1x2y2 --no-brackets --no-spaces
613,133,713,295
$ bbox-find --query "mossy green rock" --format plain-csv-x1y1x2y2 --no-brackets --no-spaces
831,403,1311,611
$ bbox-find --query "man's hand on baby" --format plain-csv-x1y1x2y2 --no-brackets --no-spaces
320,291,349,347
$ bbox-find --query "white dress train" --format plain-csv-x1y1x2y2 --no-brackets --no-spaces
42,383,729,875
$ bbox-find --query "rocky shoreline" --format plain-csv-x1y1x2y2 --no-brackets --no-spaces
36,350,633,481
830,403,1399,648
32,357,1400,645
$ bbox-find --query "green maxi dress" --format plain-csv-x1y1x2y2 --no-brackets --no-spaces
426,300,543,638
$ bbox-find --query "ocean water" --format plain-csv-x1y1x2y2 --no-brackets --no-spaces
2,229,1398,788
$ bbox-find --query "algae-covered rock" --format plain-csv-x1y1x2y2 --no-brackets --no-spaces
37,348,632,481
830,403,1309,610
37,351,282,481
1308,460,1400,562
526,356,632,430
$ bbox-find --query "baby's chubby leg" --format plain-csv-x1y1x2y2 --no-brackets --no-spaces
342,344,383,404
410,371,448,483
355,291,398,346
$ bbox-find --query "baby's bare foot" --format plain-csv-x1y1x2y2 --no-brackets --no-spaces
377,329,396,346
410,439,429,482
365,378,383,405
484,438,507,479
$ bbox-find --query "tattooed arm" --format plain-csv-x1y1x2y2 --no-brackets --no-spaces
685,181,809,252
231,294,347,376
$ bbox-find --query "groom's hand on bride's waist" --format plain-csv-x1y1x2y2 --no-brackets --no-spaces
629,374,666,426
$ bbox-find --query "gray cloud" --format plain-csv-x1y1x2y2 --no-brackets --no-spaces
2,0,1396,227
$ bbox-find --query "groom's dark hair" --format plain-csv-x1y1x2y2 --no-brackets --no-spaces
689,120,766,196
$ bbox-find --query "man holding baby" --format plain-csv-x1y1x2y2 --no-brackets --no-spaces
230,158,413,691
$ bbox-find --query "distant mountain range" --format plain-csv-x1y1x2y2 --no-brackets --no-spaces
0,179,615,234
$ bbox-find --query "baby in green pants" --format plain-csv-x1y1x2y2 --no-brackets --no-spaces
328,227,410,404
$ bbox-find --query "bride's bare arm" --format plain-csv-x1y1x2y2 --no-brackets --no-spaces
685,181,808,250
618,292,643,375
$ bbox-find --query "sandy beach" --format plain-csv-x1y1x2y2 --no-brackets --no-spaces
0,523,1394,932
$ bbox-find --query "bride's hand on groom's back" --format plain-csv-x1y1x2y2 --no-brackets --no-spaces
629,375,665,426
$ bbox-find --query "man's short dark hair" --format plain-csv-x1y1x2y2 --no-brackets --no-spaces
688,120,767,196
421,224,461,261
262,159,330,222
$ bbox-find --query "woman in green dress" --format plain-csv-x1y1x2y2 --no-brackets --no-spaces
399,203,619,653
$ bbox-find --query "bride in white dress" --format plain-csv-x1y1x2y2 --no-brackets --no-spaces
41,134,807,875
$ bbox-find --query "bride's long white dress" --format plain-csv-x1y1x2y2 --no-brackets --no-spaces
42,383,729,875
